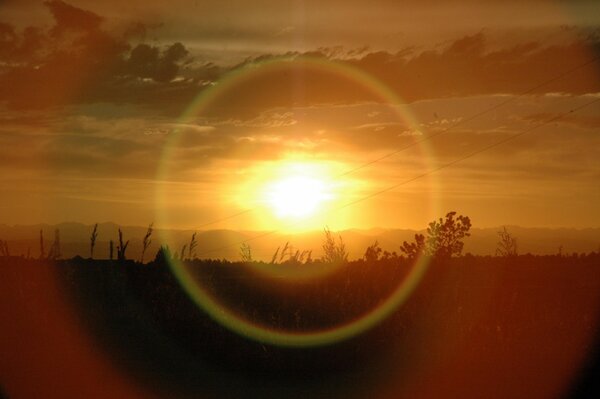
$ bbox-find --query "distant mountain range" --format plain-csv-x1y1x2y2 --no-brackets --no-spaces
0,222,598,261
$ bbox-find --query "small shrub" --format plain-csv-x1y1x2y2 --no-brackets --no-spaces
401,212,471,259
363,240,382,262
496,226,518,257
240,243,252,262
321,227,348,264
400,233,426,259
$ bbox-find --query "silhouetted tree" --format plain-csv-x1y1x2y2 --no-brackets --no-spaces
496,226,518,257
426,212,471,258
381,250,399,260
401,212,471,259
400,233,426,259
363,240,382,262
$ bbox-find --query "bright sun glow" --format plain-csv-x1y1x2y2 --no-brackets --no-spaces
233,159,354,230
265,175,332,219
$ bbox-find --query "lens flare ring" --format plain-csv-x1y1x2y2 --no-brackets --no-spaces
155,56,439,347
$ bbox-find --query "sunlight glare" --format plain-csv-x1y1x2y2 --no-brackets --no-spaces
265,175,332,219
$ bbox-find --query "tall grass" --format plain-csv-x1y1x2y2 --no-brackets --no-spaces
140,223,154,263
90,223,98,259
117,228,129,261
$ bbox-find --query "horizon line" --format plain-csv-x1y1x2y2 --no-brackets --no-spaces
1,221,600,232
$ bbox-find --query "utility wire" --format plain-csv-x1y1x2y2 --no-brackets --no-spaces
195,96,600,257
180,55,599,231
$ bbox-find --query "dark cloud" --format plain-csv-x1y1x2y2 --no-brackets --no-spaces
0,2,598,119
124,42,189,82
0,23,46,62
45,0,103,36
349,32,599,100
0,1,192,110
173,33,600,119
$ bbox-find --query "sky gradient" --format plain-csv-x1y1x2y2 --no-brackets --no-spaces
0,0,599,230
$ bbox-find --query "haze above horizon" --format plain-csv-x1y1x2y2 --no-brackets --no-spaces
0,0,599,231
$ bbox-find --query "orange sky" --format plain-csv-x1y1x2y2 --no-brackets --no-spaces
0,0,599,230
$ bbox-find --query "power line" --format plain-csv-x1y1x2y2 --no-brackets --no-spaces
194,96,600,257
336,97,600,210
176,55,599,231
337,56,600,177
196,209,252,229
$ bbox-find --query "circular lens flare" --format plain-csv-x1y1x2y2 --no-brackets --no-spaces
155,56,439,347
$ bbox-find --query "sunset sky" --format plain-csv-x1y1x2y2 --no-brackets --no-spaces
1,0,599,231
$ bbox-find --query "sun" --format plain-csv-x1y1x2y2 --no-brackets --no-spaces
265,175,332,219
233,159,349,230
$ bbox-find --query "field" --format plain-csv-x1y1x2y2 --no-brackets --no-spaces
1,254,599,399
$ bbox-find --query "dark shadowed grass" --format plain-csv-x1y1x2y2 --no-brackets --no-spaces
1,254,600,399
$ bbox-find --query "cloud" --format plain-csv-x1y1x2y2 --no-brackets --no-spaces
353,122,407,131
224,111,298,128
45,0,103,36
398,129,423,136
0,1,193,110
165,123,216,134
124,42,189,83
2,1,599,117
1,3,598,173
520,112,600,129
274,26,295,37
171,33,598,120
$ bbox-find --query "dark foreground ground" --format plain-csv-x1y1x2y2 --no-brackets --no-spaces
1,254,600,399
